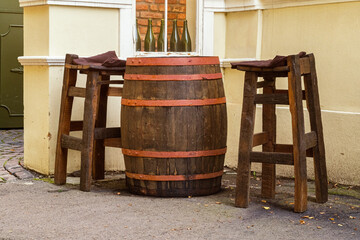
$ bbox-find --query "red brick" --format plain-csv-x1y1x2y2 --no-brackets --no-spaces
153,26,160,34
179,0,186,4
168,0,177,4
171,6,185,13
150,5,158,11
145,0,154,3
138,19,149,26
139,26,147,34
177,13,186,20
168,13,177,19
155,0,165,3
158,4,171,12
136,4,149,11
153,19,162,26
141,11,164,19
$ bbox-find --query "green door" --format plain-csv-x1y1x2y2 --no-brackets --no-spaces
0,0,23,128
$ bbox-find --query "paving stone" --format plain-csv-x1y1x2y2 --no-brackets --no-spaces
14,171,34,179
0,129,31,181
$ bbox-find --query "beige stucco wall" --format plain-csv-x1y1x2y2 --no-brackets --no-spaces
23,5,124,175
23,66,50,173
48,6,119,56
186,0,196,51
24,6,49,56
214,2,360,185
225,11,259,59
213,13,226,59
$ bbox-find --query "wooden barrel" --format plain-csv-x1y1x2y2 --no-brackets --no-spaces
121,56,227,197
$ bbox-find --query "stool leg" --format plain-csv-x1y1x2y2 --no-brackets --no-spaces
288,55,308,212
54,54,78,185
304,54,328,203
80,71,101,191
235,72,258,208
93,76,109,180
261,77,276,199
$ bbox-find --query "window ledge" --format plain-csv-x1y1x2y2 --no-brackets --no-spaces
134,52,200,57
19,0,132,8
204,0,359,12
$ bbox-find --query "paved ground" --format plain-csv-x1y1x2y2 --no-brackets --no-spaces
0,130,33,183
1,130,360,239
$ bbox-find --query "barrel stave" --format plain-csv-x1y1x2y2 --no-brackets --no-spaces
121,57,227,197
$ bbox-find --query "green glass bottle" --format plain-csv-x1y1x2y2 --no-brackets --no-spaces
135,19,141,51
170,19,180,52
157,19,165,52
180,20,191,52
144,19,155,52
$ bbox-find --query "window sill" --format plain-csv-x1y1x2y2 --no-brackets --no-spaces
134,52,200,57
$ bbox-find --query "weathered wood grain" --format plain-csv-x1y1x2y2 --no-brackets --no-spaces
261,77,276,199
303,54,328,203
54,54,79,185
80,70,101,191
121,57,227,197
55,55,124,191
234,53,327,212
61,135,82,151
288,55,308,213
252,132,269,147
250,152,293,165
235,71,257,208
92,75,109,180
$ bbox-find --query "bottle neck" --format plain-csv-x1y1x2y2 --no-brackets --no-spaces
159,20,164,34
173,21,178,33
148,20,153,31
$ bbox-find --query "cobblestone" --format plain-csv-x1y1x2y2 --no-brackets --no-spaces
0,129,33,182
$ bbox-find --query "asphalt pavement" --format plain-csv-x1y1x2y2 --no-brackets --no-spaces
1,130,359,239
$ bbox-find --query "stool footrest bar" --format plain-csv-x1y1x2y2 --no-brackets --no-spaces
254,94,289,105
61,135,82,151
68,87,86,98
274,144,314,157
250,151,294,165
94,127,121,139
252,132,269,147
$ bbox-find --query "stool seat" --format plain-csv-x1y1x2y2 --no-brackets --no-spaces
233,53,327,212
54,54,125,191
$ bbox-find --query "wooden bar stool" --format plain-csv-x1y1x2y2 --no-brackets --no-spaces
233,53,328,212
54,54,125,191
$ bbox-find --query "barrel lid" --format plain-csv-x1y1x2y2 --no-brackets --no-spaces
126,56,220,66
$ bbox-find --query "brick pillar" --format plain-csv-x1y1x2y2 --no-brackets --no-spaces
136,0,186,51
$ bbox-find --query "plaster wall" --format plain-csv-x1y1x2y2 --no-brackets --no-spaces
23,5,124,175
214,2,360,185
213,13,226,59
49,6,120,56
23,66,50,173
24,5,49,55
186,0,196,51
225,11,258,59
